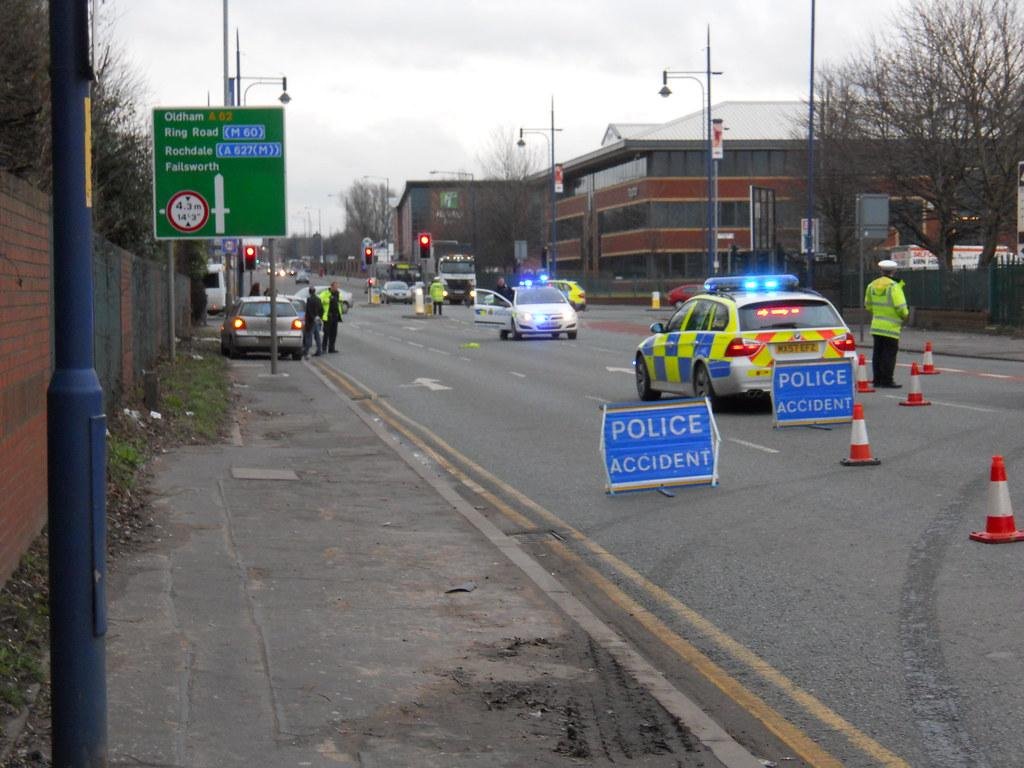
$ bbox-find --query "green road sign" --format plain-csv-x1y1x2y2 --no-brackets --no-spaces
152,106,286,239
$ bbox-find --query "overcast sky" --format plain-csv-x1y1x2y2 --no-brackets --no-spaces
110,0,903,236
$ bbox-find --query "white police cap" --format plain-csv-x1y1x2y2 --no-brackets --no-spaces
877,259,898,270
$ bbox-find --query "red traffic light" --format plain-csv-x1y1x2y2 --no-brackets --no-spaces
243,244,257,269
418,232,431,259
363,246,373,265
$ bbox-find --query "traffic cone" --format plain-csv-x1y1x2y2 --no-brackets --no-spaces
969,456,1024,543
898,363,931,406
856,354,875,393
840,403,881,466
921,341,940,375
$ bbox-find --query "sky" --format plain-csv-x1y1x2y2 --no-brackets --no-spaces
109,0,903,237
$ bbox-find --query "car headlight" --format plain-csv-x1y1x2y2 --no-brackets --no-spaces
519,311,533,322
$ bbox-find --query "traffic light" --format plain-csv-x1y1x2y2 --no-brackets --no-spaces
418,233,431,260
540,246,549,270
243,245,257,270
364,246,373,266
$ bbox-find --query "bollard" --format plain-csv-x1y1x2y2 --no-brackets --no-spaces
413,287,425,315
651,291,660,310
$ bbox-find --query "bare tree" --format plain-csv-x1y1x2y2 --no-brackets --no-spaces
0,0,49,185
475,126,544,274
343,179,391,243
832,0,1024,268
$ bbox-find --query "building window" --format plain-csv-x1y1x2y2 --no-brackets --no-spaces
718,201,751,227
599,203,649,233
651,201,705,228
570,156,648,195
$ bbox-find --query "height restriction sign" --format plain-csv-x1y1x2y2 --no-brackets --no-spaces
152,106,286,239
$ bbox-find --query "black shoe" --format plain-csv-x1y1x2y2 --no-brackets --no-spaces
313,352,322,357
328,349,338,354
876,382,902,389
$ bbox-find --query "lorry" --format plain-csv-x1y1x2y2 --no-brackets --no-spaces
436,254,477,305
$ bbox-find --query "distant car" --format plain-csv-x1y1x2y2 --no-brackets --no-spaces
382,280,412,304
666,282,707,308
547,279,587,310
294,270,310,284
220,296,304,360
473,285,578,340
634,274,856,403
312,285,353,313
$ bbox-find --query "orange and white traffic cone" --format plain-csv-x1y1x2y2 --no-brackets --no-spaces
969,456,1024,543
856,353,875,393
898,363,931,406
921,341,940,375
840,403,881,466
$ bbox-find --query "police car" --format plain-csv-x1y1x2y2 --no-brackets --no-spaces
634,275,856,402
473,283,579,340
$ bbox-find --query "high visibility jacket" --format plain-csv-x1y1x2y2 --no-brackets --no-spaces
429,281,445,303
319,289,343,322
864,276,909,339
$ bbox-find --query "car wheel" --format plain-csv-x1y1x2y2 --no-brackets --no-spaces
500,329,509,340
567,331,578,340
220,340,229,357
635,354,661,401
511,320,522,340
693,362,718,403
228,340,242,359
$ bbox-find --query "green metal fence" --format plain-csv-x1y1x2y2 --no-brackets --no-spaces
990,263,1024,326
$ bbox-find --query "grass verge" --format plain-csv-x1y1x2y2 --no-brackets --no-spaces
0,343,232,762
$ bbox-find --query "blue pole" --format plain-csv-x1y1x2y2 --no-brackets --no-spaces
47,1,108,764
706,27,714,277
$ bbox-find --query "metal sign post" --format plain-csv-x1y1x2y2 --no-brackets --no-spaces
856,194,890,342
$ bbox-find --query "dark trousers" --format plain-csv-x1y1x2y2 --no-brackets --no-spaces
872,334,899,385
433,301,443,316
324,318,339,352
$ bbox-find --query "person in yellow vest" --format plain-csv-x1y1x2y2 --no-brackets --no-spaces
864,259,909,388
319,281,344,353
429,276,446,316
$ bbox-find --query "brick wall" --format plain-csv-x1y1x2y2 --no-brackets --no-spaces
0,172,51,583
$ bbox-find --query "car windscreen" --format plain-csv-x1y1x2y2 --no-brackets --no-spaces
738,299,841,331
385,281,408,290
239,301,298,317
516,287,566,305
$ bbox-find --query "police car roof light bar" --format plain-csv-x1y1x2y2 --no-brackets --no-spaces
704,274,800,294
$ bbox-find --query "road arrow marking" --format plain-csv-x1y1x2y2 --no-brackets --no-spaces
606,366,635,374
404,377,451,391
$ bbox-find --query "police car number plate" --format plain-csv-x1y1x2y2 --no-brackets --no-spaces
775,342,818,354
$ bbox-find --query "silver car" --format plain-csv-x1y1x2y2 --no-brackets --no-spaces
382,280,412,304
220,297,304,360
473,285,578,340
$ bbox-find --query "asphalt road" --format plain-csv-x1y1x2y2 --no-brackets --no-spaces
304,285,1024,768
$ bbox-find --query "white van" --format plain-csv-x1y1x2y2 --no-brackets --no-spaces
204,262,227,315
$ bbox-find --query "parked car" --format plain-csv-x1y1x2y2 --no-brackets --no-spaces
666,281,708,308
220,297,304,360
381,280,412,304
546,279,587,310
312,285,353,313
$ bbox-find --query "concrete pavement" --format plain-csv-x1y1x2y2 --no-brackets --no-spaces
104,352,740,767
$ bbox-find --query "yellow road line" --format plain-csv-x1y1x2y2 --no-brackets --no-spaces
316,362,910,768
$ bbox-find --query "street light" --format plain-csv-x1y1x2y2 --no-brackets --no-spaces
660,27,722,277
517,97,563,277
805,0,817,287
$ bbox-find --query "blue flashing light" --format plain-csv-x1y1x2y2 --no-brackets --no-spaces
704,274,799,294
518,279,534,287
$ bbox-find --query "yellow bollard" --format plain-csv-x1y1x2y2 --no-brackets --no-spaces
651,291,661,310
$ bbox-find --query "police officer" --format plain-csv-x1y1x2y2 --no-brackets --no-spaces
319,281,344,353
865,259,909,388
429,276,445,316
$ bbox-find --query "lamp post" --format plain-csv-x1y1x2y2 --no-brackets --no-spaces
430,170,477,257
517,97,562,277
239,76,290,105
805,0,817,287
659,27,722,277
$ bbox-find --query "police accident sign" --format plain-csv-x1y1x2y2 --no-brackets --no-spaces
771,358,855,427
601,399,719,493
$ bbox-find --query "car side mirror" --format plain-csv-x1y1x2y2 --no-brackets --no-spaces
650,322,665,333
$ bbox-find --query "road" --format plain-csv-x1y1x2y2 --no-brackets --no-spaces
295,281,1024,768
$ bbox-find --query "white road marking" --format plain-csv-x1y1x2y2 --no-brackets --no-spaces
459,356,472,362
401,377,452,391
939,367,965,373
978,373,1012,379
403,326,421,331
428,347,451,355
387,336,402,343
407,341,425,348
879,394,997,412
592,347,620,354
727,438,780,454
606,366,635,374
586,395,610,404
509,371,526,378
